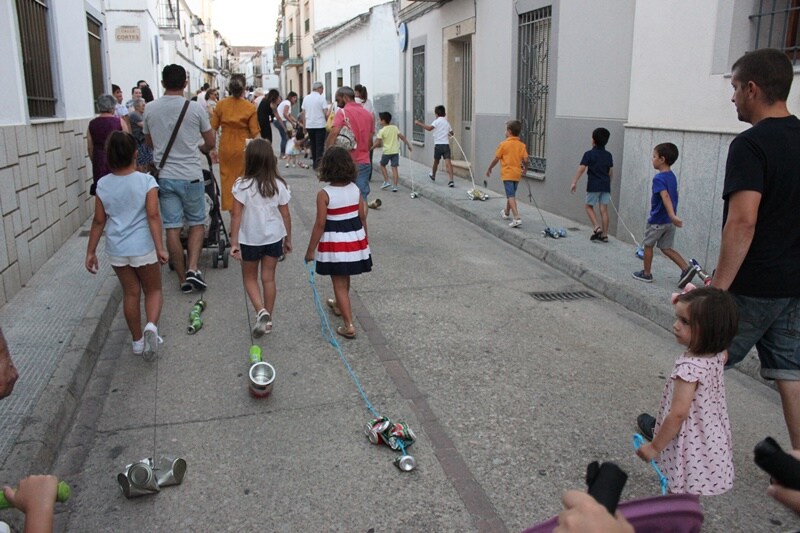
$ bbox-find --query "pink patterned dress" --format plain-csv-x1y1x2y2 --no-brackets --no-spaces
654,352,734,495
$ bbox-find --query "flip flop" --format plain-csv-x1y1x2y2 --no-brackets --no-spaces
326,298,342,316
336,325,356,339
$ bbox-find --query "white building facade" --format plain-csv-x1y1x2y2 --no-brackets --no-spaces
399,0,635,229
315,2,400,117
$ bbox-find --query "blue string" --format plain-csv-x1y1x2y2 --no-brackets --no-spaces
304,260,380,419
633,433,668,495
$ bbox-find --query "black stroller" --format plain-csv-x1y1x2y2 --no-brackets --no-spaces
171,154,231,270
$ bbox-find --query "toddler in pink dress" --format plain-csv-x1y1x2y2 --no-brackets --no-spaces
636,285,739,495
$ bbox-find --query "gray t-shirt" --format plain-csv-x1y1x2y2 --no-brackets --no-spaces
142,96,211,181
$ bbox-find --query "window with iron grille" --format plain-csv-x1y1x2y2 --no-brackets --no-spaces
16,0,57,117
517,6,551,174
336,69,343,88
87,15,104,104
325,71,332,102
350,65,360,86
412,45,425,143
750,0,800,63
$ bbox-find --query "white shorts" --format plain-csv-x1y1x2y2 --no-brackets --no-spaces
108,250,158,268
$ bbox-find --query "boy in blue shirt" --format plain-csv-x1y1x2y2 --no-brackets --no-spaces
632,142,693,286
570,128,613,242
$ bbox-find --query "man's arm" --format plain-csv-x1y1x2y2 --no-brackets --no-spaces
711,190,761,290
200,129,216,153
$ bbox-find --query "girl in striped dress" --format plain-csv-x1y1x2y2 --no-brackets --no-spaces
305,147,372,339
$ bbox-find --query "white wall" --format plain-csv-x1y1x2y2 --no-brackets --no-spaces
555,1,634,120
316,3,399,109
105,9,161,95
0,0,28,125
314,0,389,31
474,0,512,116
628,1,768,132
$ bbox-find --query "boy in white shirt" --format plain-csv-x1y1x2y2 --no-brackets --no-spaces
415,105,454,187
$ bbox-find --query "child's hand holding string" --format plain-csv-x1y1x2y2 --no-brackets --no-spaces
636,442,659,462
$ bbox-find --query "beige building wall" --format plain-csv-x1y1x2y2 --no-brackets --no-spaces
0,121,94,305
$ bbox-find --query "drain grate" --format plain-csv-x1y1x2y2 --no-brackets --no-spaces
529,290,596,302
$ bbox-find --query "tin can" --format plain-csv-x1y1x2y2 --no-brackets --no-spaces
248,361,275,398
187,316,202,334
365,416,391,445
249,345,262,365
394,454,416,472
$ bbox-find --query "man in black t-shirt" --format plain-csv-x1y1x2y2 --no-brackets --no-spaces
712,48,800,449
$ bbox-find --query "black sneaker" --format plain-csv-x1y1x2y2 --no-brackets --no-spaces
180,280,193,294
186,270,207,290
632,270,653,283
678,266,697,288
428,172,435,181
448,181,454,188
637,413,656,441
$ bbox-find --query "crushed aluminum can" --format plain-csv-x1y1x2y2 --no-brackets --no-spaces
365,416,392,445
118,458,160,498
394,454,416,472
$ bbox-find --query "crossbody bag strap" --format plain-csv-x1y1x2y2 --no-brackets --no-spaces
158,100,190,170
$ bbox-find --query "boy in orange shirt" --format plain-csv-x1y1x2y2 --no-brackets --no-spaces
486,120,529,227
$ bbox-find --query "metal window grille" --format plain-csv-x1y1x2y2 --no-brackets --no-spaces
157,0,179,30
87,15,104,104
412,45,426,143
16,0,56,117
336,69,343,88
325,72,332,101
750,0,800,63
517,6,551,173
461,40,473,121
350,64,360,86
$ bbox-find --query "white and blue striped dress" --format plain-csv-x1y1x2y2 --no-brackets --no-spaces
315,182,372,276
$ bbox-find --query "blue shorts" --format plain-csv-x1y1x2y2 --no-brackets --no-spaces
585,192,611,206
158,178,206,229
380,154,399,167
503,180,519,198
433,144,451,161
240,240,284,262
727,294,800,380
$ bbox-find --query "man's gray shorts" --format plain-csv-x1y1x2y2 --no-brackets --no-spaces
726,294,800,381
642,223,676,249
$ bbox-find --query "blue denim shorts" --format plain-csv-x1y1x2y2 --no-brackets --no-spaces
585,191,611,205
158,178,206,229
503,180,519,198
355,163,371,200
727,294,800,380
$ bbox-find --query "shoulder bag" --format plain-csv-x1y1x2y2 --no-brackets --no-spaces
334,107,357,151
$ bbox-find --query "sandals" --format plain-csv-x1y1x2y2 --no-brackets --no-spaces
325,298,342,316
336,325,356,339
590,227,602,241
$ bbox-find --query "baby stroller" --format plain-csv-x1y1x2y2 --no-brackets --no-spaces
171,154,231,270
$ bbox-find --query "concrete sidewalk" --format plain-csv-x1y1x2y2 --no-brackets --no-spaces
0,151,762,492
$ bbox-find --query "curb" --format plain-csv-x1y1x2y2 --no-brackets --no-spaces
0,274,122,484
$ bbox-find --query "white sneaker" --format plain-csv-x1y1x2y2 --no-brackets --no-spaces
132,338,144,355
253,309,271,338
285,163,290,168
142,323,162,362
509,219,522,228
380,182,392,190
500,209,510,220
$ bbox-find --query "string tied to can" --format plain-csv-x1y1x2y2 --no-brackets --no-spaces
304,260,417,471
